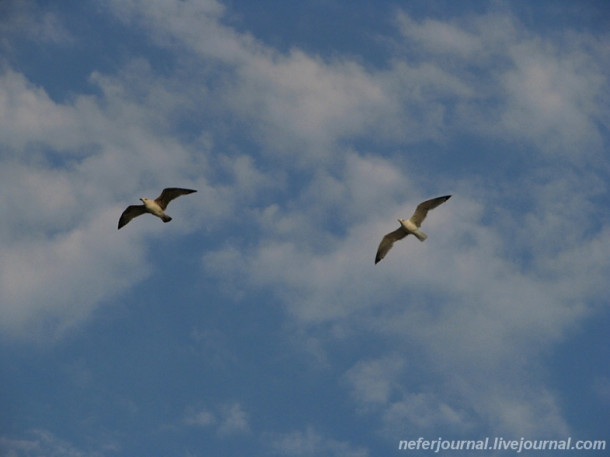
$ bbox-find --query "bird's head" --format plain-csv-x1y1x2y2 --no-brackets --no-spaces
140,198,148,204
397,218,405,223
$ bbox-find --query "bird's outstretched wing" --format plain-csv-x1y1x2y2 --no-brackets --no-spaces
375,228,408,264
155,188,197,210
409,195,451,227
118,205,147,229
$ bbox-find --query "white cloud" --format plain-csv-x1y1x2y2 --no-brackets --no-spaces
268,427,368,457
217,402,250,436
103,1,609,168
0,70,82,151
0,0,72,51
499,37,606,155
0,72,142,339
383,393,469,433
224,50,395,155
344,354,406,408
396,12,484,58
0,32,273,340
185,402,250,436
0,64,225,340
394,11,609,159
104,1,463,159
185,409,216,428
0,429,101,457
0,205,150,340
205,161,607,439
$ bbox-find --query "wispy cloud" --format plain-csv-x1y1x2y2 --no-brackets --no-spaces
185,402,250,436
267,427,368,457
0,429,114,457
0,0,72,51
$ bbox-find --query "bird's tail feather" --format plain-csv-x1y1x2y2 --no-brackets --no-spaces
413,230,427,241
162,216,172,223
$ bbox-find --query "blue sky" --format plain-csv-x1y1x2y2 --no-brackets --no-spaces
1,0,609,456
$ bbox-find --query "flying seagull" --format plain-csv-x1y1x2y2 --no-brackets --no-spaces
118,187,197,229
375,195,451,264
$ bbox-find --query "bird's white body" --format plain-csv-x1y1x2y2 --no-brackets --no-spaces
399,218,427,241
141,198,168,220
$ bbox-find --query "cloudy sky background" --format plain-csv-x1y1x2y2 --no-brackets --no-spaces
1,0,609,455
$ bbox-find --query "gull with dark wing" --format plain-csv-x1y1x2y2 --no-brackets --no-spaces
375,195,451,264
118,187,197,229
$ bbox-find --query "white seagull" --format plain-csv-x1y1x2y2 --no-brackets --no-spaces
375,195,451,264
118,187,197,229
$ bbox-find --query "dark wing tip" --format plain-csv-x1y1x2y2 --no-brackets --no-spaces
117,212,127,229
163,187,197,193
375,242,384,264
118,211,132,229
